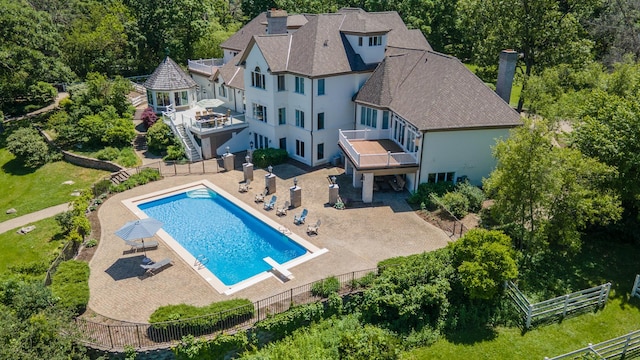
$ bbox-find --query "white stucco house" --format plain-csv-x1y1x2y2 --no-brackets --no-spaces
183,8,521,202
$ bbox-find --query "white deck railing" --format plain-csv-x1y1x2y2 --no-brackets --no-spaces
163,105,202,161
339,129,418,168
188,59,224,75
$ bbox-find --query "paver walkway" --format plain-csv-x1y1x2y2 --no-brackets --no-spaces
0,203,71,234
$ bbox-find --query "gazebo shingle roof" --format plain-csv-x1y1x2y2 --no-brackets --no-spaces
144,57,196,91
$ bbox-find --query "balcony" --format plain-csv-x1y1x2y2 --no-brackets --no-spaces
338,129,418,170
188,58,224,75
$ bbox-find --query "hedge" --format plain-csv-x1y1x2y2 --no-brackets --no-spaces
50,260,90,315
251,148,288,168
149,299,254,331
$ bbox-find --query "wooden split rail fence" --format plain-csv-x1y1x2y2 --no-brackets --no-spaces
505,281,611,329
544,329,640,359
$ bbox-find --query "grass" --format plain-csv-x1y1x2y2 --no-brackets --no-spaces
0,147,109,222
0,217,63,274
403,239,640,359
464,63,523,108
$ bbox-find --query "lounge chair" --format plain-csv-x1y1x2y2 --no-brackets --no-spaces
264,195,277,210
307,219,321,235
389,175,406,192
294,209,308,225
239,180,251,193
276,201,290,216
125,239,158,251
255,189,268,203
140,258,172,275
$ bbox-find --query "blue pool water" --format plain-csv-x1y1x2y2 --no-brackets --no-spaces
138,188,306,286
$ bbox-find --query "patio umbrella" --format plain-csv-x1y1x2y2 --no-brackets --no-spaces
115,218,163,257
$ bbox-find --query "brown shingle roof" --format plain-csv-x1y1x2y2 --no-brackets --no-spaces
144,57,196,91
242,9,430,78
221,12,268,51
356,48,522,131
218,52,244,89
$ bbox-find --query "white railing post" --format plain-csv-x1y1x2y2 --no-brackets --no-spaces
387,151,391,166
562,294,569,317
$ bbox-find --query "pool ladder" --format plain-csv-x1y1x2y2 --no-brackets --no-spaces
194,254,209,269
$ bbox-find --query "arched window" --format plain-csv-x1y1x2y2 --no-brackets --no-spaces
251,66,265,89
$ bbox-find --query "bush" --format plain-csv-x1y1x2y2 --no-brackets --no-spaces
147,120,176,154
28,82,57,106
6,127,54,168
92,179,112,197
141,107,158,129
173,332,250,360
109,168,161,192
50,260,90,314
407,181,455,208
338,324,400,359
149,299,254,331
165,144,185,160
437,191,470,219
95,147,119,161
117,147,139,167
255,302,324,340
251,148,288,168
311,276,341,297
456,182,485,212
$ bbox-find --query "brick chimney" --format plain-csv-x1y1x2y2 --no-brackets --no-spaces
496,50,518,104
267,9,288,35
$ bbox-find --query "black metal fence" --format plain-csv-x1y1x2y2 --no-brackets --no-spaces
75,268,379,351
44,240,80,286
128,159,221,178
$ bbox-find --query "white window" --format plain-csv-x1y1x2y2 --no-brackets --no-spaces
219,85,227,98
296,139,305,158
318,79,325,95
156,92,170,107
278,107,286,125
360,107,377,127
369,35,382,46
253,103,266,122
251,66,265,89
277,75,286,91
427,172,455,183
295,109,305,128
295,76,304,94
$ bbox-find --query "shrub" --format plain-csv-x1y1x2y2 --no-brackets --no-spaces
407,181,455,208
6,127,53,168
147,120,175,154
84,239,98,248
28,81,57,106
149,299,254,331
456,181,485,212
173,332,250,360
251,148,288,168
117,147,139,167
92,179,112,197
165,144,185,160
338,324,400,360
255,302,324,340
50,260,90,315
437,191,470,219
141,107,158,129
95,147,119,161
311,276,341,297
109,168,161,193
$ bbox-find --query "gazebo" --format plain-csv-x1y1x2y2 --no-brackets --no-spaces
144,56,197,113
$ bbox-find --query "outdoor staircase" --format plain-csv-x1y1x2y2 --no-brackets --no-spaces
186,189,213,198
175,123,202,162
110,170,131,185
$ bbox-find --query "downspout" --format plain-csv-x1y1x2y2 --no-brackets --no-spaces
415,131,425,192
310,78,314,166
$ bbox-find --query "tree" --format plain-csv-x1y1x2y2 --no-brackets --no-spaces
483,118,621,261
147,120,178,155
0,0,74,112
450,229,518,300
589,0,640,64
6,127,53,169
457,0,599,111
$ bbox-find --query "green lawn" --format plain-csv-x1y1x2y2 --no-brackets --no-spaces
404,240,640,359
0,217,64,274
0,148,109,222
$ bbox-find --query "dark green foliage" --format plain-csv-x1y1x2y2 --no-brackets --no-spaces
351,272,376,289
95,147,119,161
146,120,177,155
164,144,186,161
360,250,454,333
49,260,90,315
449,229,518,300
28,82,57,106
311,276,340,297
6,127,56,168
92,179,111,197
407,181,455,208
435,191,470,219
455,182,485,212
173,333,250,360
109,168,161,192
338,324,400,360
149,299,254,330
251,148,288,168
254,302,324,340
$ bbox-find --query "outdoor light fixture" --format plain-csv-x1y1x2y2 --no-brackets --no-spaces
226,146,230,155
245,155,250,163
331,176,337,185
293,177,298,187
268,165,273,175
249,141,254,149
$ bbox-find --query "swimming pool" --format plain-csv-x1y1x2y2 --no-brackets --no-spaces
122,180,328,294
138,189,306,285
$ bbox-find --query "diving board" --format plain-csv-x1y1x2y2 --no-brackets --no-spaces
263,257,294,280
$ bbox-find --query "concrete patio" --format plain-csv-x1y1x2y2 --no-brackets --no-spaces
87,162,451,323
